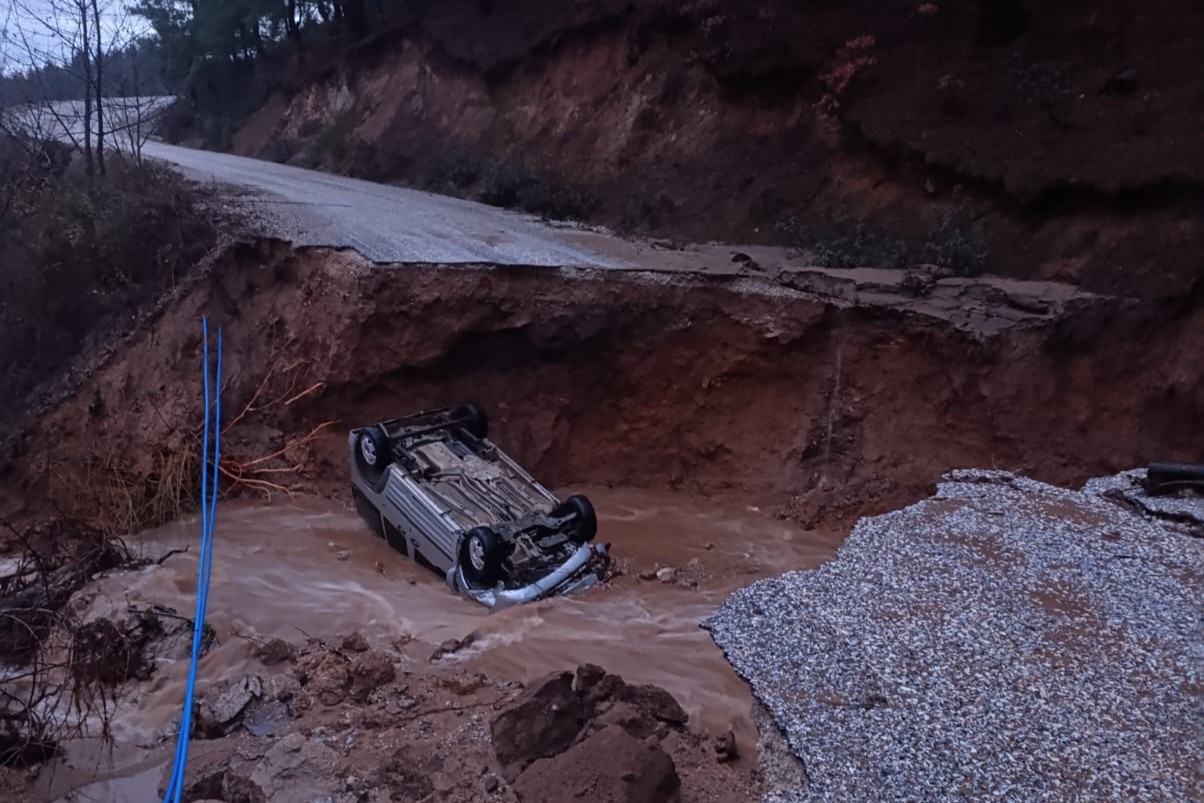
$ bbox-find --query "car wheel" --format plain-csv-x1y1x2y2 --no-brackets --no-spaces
459,526,503,587
452,402,488,439
356,426,390,481
555,494,597,543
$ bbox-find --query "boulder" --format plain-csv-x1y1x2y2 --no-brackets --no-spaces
513,725,680,803
247,732,341,803
491,672,585,778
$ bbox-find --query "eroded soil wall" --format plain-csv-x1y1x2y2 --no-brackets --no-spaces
5,243,1200,531
226,0,1204,299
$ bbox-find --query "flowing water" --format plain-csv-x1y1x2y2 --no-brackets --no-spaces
38,488,845,801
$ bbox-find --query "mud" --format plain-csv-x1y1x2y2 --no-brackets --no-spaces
17,488,825,801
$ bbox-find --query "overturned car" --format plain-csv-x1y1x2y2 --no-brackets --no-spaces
349,404,610,610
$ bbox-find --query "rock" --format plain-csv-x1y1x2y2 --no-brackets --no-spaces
731,252,751,263
248,732,342,803
589,701,659,741
513,725,680,803
575,663,607,695
655,567,676,584
243,699,295,737
686,557,701,570
484,775,500,793
349,650,395,702
714,729,738,763
256,638,296,666
335,548,351,561
615,682,689,726
263,672,301,701
491,671,585,779
296,651,350,706
207,675,262,727
703,542,714,550
638,569,658,581
430,632,477,661
340,631,369,653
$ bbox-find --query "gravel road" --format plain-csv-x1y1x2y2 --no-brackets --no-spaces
705,470,1203,802
141,141,630,266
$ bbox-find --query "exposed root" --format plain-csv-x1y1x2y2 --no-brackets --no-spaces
0,519,141,767
219,420,335,501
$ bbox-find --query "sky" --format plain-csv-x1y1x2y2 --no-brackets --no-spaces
0,0,144,74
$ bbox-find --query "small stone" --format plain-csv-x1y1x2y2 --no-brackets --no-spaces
341,631,369,653
208,675,262,725
429,633,476,661
703,542,715,550
256,638,295,666
686,557,701,569
335,549,351,561
655,567,676,584
263,673,301,701
714,729,738,763
349,651,396,702
575,663,607,694
483,776,499,793
638,569,658,581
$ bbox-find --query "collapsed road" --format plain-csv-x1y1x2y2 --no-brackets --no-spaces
2,102,1201,803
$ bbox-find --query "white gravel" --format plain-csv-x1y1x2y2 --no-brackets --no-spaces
704,469,1203,803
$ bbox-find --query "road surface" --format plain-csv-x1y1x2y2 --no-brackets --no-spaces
142,141,640,266
9,99,1100,335
11,98,668,266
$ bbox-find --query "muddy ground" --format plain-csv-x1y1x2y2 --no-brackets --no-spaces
0,489,821,801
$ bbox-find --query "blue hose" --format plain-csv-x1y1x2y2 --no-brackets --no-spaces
162,321,222,803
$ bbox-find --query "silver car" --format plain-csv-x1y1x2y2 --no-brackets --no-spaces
349,404,610,610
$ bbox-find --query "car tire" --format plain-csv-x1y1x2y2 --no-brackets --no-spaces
453,403,488,439
555,494,598,543
356,425,390,485
459,526,503,587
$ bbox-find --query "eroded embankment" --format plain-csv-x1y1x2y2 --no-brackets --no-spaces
3,240,1200,532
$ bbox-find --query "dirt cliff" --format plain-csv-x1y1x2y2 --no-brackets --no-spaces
4,240,1199,535
221,0,1204,299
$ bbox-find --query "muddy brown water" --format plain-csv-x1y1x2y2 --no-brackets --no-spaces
39,488,843,801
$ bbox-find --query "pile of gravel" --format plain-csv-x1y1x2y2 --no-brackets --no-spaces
704,470,1202,803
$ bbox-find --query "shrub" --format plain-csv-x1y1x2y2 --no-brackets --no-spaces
923,212,990,275
775,216,910,269
0,135,217,436
317,109,357,164
267,136,301,164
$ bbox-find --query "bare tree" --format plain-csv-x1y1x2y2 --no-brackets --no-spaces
5,0,167,173
91,0,104,176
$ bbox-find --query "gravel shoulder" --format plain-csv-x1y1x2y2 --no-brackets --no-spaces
705,470,1203,802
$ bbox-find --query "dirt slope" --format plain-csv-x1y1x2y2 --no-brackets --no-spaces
4,240,1199,534
226,0,1204,299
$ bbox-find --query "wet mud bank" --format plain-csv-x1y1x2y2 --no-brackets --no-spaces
4,240,1200,533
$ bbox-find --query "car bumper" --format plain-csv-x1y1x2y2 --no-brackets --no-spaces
449,543,611,611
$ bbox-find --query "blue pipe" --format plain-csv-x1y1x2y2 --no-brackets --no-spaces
163,321,222,803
